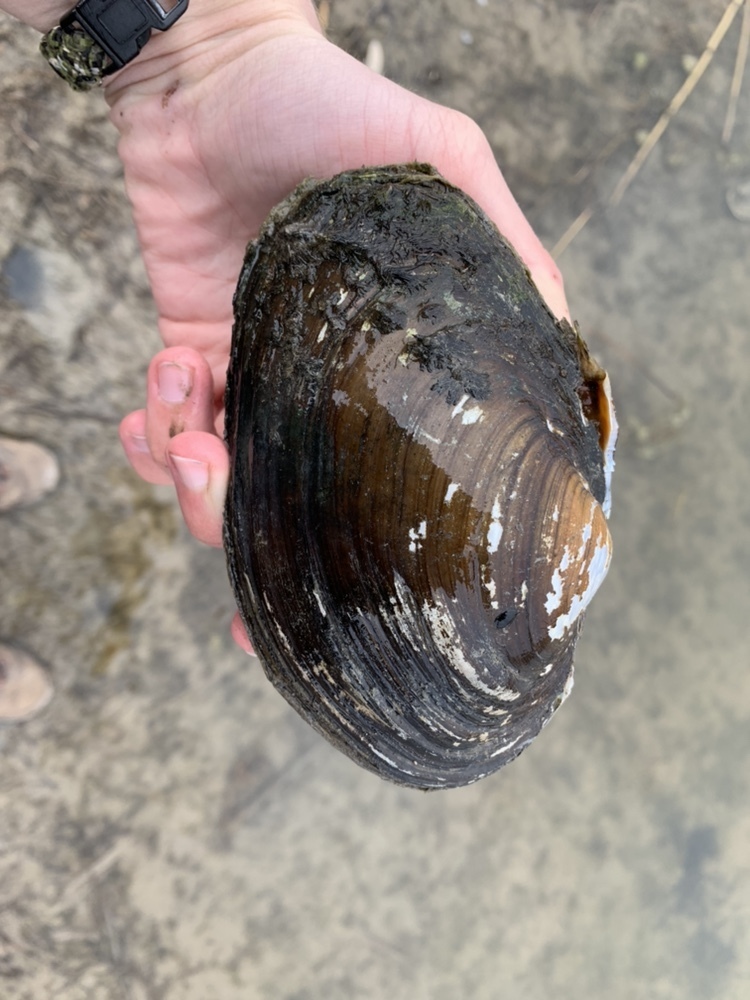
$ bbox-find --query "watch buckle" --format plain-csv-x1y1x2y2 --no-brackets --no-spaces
62,0,189,72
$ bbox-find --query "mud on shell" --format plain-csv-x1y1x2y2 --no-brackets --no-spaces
224,163,616,789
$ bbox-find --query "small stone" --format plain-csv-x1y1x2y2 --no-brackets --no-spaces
460,30,474,46
681,53,698,73
0,436,60,512
726,178,750,222
0,644,54,724
632,51,649,72
364,38,385,75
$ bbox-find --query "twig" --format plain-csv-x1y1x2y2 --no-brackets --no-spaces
317,0,331,32
722,0,750,143
551,205,593,258
610,0,744,204
49,842,125,916
552,0,745,257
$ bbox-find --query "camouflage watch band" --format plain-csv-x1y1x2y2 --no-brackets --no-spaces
40,0,189,93
40,23,112,92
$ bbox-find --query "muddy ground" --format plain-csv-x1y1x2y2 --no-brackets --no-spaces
1,1,749,998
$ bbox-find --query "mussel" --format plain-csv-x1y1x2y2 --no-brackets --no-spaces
224,164,616,789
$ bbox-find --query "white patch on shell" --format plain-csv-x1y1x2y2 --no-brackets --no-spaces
562,669,575,702
544,547,571,614
545,505,612,640
316,320,328,343
547,668,575,722
313,586,328,618
311,659,335,685
482,705,510,717
369,745,399,769
462,406,484,425
421,594,520,702
445,482,460,504
487,497,503,554
408,520,427,553
489,731,526,758
336,287,348,306
417,428,442,445
546,418,565,437
443,290,463,313
601,374,618,519
547,540,610,640
386,576,519,703
450,393,471,420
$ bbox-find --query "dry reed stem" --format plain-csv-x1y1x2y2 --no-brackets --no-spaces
552,0,745,258
722,0,750,142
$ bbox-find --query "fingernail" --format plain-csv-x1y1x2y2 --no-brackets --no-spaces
158,362,193,404
129,434,151,454
170,454,209,491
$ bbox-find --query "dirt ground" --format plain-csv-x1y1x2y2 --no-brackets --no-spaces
1,1,749,998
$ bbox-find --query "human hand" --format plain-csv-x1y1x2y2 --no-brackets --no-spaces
109,0,568,651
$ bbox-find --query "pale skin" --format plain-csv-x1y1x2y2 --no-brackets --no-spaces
3,0,569,652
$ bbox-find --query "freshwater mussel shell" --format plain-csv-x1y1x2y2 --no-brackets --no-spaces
224,164,614,789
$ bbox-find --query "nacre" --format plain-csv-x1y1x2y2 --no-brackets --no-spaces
224,164,615,789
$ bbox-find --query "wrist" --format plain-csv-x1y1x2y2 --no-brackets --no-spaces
7,0,320,91
102,0,321,101
2,0,72,32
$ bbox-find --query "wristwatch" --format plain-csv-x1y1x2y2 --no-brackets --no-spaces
40,0,189,92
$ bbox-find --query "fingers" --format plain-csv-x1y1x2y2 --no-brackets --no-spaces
119,345,219,484
120,414,230,544
146,347,218,468
231,612,255,655
119,408,173,484
166,431,229,547
118,345,227,562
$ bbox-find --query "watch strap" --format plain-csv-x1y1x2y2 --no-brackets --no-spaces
40,0,189,92
40,22,112,92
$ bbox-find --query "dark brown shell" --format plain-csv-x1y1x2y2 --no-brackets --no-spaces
224,164,615,789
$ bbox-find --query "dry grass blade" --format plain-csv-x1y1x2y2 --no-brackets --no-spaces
610,0,744,204
317,0,331,32
722,0,750,143
553,0,745,257
48,843,126,916
552,205,593,258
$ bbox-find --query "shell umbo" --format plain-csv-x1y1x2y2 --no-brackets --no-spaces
224,164,615,789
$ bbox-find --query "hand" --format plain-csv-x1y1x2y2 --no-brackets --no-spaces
110,1,568,651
